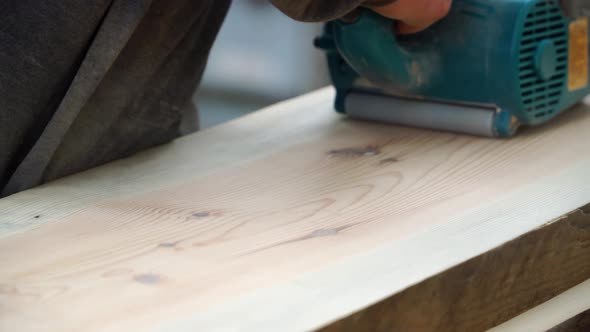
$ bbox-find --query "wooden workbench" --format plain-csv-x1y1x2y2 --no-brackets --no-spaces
1,88,589,331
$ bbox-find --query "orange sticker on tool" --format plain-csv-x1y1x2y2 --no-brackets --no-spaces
568,17,589,91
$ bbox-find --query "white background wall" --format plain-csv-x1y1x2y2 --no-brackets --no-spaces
196,1,330,128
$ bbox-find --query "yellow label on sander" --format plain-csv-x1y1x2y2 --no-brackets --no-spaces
568,17,589,91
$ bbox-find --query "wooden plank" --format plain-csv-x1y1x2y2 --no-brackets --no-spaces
320,207,590,332
547,309,590,332
1,88,590,331
489,278,590,332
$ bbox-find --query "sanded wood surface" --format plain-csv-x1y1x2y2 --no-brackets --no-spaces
1,88,590,332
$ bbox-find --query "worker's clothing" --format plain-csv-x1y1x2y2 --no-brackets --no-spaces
0,0,392,197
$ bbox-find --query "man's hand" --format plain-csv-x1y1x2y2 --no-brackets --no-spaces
368,0,452,34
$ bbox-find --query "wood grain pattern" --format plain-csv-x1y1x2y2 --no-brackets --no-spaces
318,206,590,332
490,267,590,332
1,88,590,331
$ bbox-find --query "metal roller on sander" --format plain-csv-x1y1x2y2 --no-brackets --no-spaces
315,0,590,137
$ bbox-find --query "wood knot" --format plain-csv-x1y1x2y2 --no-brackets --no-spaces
133,273,163,285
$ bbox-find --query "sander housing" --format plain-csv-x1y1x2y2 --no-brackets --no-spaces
316,0,590,137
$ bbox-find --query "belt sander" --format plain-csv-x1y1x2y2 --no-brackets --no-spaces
315,0,590,137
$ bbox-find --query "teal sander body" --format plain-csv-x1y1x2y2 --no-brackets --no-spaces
315,0,590,137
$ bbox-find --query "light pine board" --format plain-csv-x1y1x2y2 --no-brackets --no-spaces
489,279,590,332
546,309,590,332
1,87,590,331
318,206,590,332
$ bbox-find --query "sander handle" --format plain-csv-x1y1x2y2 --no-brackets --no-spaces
331,8,435,90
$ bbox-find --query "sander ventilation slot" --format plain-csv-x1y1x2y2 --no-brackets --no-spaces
518,0,568,120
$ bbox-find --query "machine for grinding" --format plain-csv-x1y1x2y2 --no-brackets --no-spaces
316,0,590,136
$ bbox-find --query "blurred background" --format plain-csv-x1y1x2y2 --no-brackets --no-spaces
195,1,331,129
